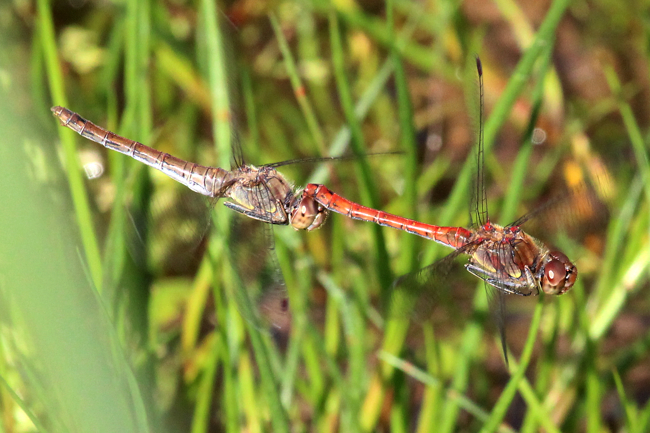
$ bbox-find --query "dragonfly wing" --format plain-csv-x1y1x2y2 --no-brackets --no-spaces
258,222,291,331
230,132,246,170
123,169,213,276
465,242,542,365
507,179,610,241
484,282,509,365
227,212,290,333
390,246,469,320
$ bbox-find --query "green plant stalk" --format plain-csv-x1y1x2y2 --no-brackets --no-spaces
591,245,650,340
415,325,440,433
388,0,419,274
124,0,152,136
241,66,261,155
482,0,571,154
305,320,355,429
201,1,233,167
612,368,638,432
438,288,484,433
499,41,554,223
204,1,290,430
328,10,392,289
100,23,130,290
0,374,49,433
223,350,239,433
269,13,326,154
636,389,650,433
585,340,602,433
115,0,154,354
37,0,103,290
321,1,450,76
358,2,425,430
200,1,240,431
584,67,650,342
378,351,516,433
513,374,562,433
325,222,344,359
591,172,641,320
239,349,263,433
308,59,394,184
280,331,305,406
192,336,221,433
478,299,544,433
604,66,650,224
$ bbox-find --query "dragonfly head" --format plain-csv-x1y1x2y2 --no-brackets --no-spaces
288,193,328,231
540,251,577,295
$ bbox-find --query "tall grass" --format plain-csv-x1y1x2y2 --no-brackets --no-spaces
1,0,649,432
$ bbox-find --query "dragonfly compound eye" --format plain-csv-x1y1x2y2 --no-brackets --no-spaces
290,194,328,231
541,251,577,295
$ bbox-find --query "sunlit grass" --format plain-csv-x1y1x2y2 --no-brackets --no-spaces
1,0,649,432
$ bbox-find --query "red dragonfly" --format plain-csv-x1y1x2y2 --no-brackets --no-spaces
51,105,331,327
302,58,577,360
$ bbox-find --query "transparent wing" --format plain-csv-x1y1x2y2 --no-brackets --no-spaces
508,179,610,237
124,171,213,276
220,166,293,334
227,211,290,333
484,282,509,365
466,56,488,228
389,246,471,321
466,240,541,366
392,240,514,365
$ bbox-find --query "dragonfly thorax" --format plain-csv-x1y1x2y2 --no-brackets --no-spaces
464,223,576,297
223,166,297,225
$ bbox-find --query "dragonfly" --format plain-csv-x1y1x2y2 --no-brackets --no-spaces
52,106,327,232
301,57,577,360
51,105,331,327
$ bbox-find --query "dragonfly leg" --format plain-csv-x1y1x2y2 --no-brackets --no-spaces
224,201,287,225
524,266,542,296
465,263,534,296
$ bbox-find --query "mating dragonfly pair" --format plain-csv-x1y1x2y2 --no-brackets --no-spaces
51,59,576,361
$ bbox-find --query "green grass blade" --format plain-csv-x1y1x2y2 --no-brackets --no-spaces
378,351,516,433
478,299,544,433
201,2,289,431
308,59,394,184
36,0,103,290
269,13,326,154
499,41,554,223
482,0,572,154
387,0,419,273
328,10,392,289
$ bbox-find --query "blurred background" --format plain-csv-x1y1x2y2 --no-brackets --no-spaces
0,0,649,432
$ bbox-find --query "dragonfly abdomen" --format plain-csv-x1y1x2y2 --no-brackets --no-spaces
303,184,472,248
52,106,231,197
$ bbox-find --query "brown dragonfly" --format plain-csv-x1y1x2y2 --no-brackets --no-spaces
52,105,332,328
301,58,578,361
52,106,327,232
